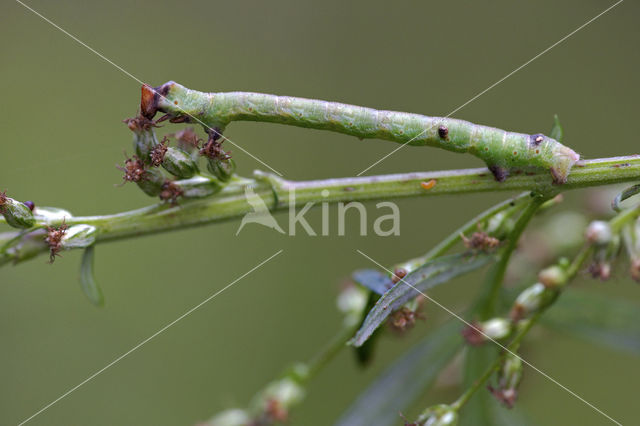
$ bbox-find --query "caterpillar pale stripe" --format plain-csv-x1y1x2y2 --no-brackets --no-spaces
140,82,580,183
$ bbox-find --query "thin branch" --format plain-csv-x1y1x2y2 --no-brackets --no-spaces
2,155,640,266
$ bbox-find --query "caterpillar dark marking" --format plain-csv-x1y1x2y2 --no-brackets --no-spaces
142,82,580,183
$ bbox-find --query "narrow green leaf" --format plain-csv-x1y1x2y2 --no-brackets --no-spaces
541,290,640,355
550,114,564,143
80,246,104,307
351,253,494,347
336,321,462,426
352,269,392,295
353,290,383,366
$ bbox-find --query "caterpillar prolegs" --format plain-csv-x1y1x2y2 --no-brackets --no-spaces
141,82,580,183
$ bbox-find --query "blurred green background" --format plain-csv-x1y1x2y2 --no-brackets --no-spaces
1,0,639,424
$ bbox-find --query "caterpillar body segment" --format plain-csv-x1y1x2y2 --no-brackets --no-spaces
141,82,580,183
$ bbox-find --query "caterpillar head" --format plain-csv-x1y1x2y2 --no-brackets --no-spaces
549,143,580,184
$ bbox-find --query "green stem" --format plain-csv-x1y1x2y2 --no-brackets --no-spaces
304,321,358,383
395,192,531,274
479,196,548,318
451,312,540,411
452,204,640,413
2,156,640,266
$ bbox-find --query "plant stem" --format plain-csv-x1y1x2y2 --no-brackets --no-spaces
395,192,532,274
451,312,540,411
304,321,358,383
479,196,548,319
451,203,640,413
2,156,640,266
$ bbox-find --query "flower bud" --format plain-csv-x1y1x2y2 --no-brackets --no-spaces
136,168,165,196
510,282,557,322
132,128,160,165
61,224,97,248
205,409,251,426
415,404,458,426
173,176,223,199
488,353,523,408
537,264,568,288
0,197,36,229
162,147,199,178
207,157,236,182
585,220,613,245
261,377,305,409
337,285,367,326
462,318,510,346
482,318,511,339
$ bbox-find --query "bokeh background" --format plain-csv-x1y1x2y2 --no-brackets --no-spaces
1,0,639,424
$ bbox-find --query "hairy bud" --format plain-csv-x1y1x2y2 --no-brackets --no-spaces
0,194,36,229
510,282,557,322
413,404,458,426
135,168,165,197
488,353,523,408
206,157,236,182
203,409,250,426
162,147,199,179
537,265,568,288
462,318,511,346
585,220,613,245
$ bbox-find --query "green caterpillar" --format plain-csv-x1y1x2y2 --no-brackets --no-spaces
141,81,580,183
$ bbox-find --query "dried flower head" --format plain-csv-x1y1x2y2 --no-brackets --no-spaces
45,221,68,263
123,114,159,132
150,137,169,167
159,180,183,205
0,190,7,211
173,127,202,150
588,261,611,281
199,130,231,160
487,385,518,408
462,231,500,251
117,155,146,183
389,304,424,334
461,320,486,346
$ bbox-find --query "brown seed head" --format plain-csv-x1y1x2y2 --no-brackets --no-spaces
159,180,183,205
0,190,7,212
117,155,146,183
150,137,169,167
462,231,500,252
389,306,424,333
173,128,202,150
487,385,518,408
123,114,158,132
45,221,68,263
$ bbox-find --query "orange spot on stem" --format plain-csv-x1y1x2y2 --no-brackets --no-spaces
420,179,437,190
